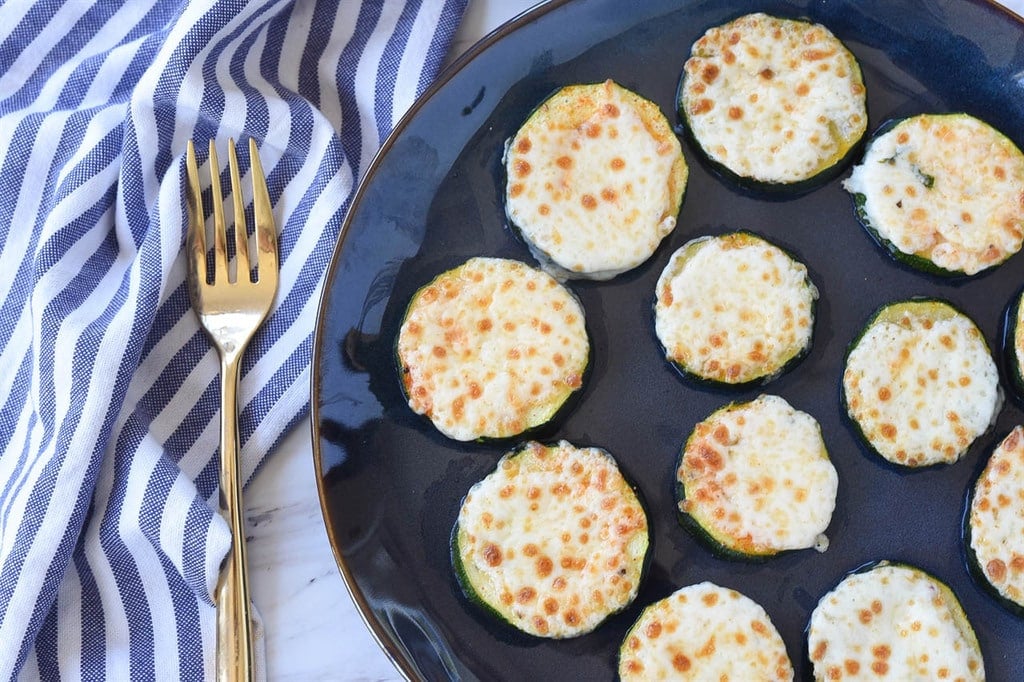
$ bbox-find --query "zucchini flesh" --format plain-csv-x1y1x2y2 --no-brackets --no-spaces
1004,286,1024,404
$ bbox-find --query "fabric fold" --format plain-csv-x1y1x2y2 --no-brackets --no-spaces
0,0,467,677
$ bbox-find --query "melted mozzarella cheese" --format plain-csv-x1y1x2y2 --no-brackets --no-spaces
619,582,792,681
655,233,817,384
397,257,588,441
678,394,838,555
808,563,984,681
843,301,999,467
456,441,648,638
680,12,866,184
844,114,1024,275
505,79,688,279
970,426,1024,608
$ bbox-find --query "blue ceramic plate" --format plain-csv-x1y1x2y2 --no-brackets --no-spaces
312,1,1024,679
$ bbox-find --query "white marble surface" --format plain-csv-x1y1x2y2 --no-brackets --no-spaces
247,0,1024,680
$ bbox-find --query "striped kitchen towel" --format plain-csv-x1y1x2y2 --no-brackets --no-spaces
0,0,467,678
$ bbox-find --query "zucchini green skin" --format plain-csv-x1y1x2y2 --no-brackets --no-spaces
963,476,1024,619
450,442,653,637
848,113,1024,278
840,297,994,468
656,231,817,390
675,14,867,196
1002,286,1024,405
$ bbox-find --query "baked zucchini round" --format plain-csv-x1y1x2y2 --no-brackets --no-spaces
843,113,1024,276
396,257,588,441
676,394,838,559
654,231,817,387
678,12,866,190
842,298,1000,467
619,582,792,680
807,562,984,681
453,441,649,638
504,79,688,280
965,425,1024,616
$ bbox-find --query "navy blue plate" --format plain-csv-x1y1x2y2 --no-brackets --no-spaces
312,1,1024,679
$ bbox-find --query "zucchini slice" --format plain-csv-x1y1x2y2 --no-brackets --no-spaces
807,561,985,681
504,79,688,280
842,298,1000,467
675,395,838,559
619,582,792,680
843,113,1024,277
1003,286,1024,404
655,232,817,387
677,12,866,191
965,425,1024,616
396,257,588,441
452,441,649,638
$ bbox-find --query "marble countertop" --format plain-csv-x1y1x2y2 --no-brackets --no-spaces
248,0,1024,680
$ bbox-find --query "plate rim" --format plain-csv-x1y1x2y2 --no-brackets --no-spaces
309,1,1024,679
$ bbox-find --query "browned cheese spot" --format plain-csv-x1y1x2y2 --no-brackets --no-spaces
483,543,502,567
556,155,572,169
728,106,743,120
760,68,774,80
691,98,714,115
514,159,531,178
988,559,1008,583
673,654,692,672
516,137,532,154
702,64,720,84
536,556,553,578
581,194,598,210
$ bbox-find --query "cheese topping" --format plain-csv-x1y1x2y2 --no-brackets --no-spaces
455,441,648,638
619,582,792,681
655,233,817,384
678,395,838,555
969,425,1024,608
680,12,866,184
505,79,688,279
397,257,588,441
843,300,999,467
808,563,984,681
844,113,1024,275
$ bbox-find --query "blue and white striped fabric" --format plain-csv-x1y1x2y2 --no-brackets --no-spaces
0,0,466,678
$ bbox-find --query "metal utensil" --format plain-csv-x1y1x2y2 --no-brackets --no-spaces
185,138,278,682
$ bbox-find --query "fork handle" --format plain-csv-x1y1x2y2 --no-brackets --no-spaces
215,354,256,682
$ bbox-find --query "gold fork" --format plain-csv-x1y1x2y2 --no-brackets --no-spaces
185,138,278,682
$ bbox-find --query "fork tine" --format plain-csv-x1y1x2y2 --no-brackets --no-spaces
208,140,229,285
248,138,278,281
185,140,207,284
227,139,250,284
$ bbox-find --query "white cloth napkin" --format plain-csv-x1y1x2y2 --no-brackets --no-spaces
0,0,466,678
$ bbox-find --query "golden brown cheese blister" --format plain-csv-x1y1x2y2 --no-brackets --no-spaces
505,79,688,279
968,425,1024,611
454,441,648,638
619,582,792,680
397,257,588,441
